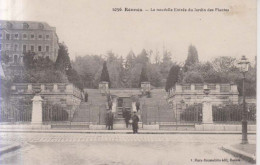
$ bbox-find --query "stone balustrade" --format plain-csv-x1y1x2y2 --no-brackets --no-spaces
167,83,239,105
168,83,238,98
11,83,82,99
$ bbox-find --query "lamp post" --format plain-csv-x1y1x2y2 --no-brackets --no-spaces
238,55,250,144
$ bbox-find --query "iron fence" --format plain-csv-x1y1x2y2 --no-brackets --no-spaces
0,102,32,123
141,103,256,125
212,104,256,124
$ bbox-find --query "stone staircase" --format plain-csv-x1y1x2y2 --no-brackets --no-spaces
140,88,175,123
72,89,107,123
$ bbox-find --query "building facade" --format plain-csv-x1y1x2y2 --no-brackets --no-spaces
0,20,59,64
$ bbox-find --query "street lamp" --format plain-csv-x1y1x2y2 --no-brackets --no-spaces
238,55,250,144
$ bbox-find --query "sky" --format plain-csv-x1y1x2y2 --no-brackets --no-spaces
0,0,257,63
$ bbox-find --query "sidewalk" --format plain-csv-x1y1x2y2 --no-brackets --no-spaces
0,128,257,134
0,143,21,156
222,144,256,164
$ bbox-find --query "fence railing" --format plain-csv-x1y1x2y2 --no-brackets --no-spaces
0,103,32,123
212,104,256,124
141,103,256,125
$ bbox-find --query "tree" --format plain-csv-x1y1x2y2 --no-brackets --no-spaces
165,64,180,92
72,55,104,88
67,68,83,90
100,61,110,85
183,71,204,83
136,49,149,65
139,64,149,87
55,43,71,72
125,50,136,69
212,56,237,73
160,50,173,79
188,62,222,83
183,45,199,71
148,64,162,87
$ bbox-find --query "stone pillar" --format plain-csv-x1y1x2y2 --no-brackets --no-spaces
99,81,109,95
175,84,182,92
191,84,195,91
132,102,137,112
202,89,213,124
31,95,43,125
40,84,45,92
11,85,16,91
141,82,150,94
216,84,220,92
66,84,73,93
112,97,117,113
53,84,58,92
231,84,238,93
28,84,33,92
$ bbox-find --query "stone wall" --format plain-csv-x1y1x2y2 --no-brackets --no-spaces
167,83,239,106
10,83,83,119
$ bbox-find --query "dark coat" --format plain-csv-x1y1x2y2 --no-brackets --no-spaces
132,114,139,128
106,111,114,125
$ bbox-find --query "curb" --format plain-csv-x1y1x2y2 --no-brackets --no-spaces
221,145,256,164
0,129,257,134
0,144,21,156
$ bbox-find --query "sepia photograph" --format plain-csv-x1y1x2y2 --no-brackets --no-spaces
0,0,257,164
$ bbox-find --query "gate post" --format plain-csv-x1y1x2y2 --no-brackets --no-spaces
31,94,43,125
202,88,213,124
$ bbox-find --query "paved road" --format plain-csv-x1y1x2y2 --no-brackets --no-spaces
0,133,256,165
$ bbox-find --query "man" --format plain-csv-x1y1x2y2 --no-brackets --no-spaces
131,111,139,134
123,108,131,128
107,110,114,130
84,92,88,102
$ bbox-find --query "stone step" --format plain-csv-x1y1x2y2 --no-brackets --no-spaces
51,124,90,129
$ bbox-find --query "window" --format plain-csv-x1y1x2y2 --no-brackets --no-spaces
46,34,50,39
23,23,29,29
14,33,19,39
0,33,3,39
30,34,35,39
14,55,18,63
23,34,27,39
6,33,10,40
38,23,44,29
23,45,27,52
6,22,12,29
14,44,18,51
31,45,34,52
5,44,10,50
46,46,50,52
38,45,42,52
38,34,42,39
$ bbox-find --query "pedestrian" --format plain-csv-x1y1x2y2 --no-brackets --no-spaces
131,111,139,134
84,92,88,102
107,110,114,130
124,109,131,128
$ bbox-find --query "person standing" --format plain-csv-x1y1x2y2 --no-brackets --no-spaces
131,111,139,134
84,92,88,102
107,110,114,130
124,109,131,128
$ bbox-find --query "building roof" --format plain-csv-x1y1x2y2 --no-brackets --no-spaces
0,20,56,31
